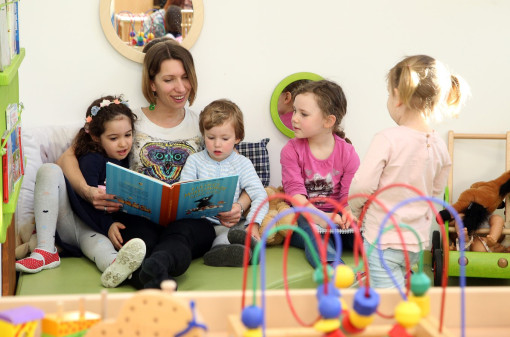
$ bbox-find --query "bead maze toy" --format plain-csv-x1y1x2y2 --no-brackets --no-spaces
431,132,510,286
6,184,510,336
229,190,467,337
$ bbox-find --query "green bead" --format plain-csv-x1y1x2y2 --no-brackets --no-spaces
410,272,431,296
313,264,334,284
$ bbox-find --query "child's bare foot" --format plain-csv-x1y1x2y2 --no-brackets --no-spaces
449,241,457,251
483,235,509,253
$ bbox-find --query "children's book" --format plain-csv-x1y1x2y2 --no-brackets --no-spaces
2,126,22,203
106,162,239,226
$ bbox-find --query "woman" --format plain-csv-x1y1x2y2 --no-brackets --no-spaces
58,39,250,288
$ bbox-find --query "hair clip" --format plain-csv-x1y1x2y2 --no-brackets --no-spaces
91,106,100,116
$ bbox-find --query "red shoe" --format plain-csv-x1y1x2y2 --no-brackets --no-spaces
15,248,60,273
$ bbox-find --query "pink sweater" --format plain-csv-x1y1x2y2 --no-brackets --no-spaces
281,135,360,211
348,126,451,252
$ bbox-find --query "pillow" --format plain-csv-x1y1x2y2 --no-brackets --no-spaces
15,123,81,245
236,138,270,187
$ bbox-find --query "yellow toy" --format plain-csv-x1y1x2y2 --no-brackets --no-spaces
42,299,100,337
0,306,44,337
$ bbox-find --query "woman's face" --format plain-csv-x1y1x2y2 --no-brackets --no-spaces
151,59,191,111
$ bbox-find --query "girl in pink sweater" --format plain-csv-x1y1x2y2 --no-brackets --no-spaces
348,55,469,288
280,80,360,267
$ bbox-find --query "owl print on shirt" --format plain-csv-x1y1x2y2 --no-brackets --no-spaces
139,141,196,184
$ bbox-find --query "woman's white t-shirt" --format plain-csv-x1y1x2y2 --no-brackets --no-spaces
130,107,203,185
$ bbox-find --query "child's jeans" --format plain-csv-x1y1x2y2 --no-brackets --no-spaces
364,240,419,288
289,215,354,268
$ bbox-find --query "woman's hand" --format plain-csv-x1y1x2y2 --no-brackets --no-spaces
217,202,243,227
86,186,122,212
108,222,126,250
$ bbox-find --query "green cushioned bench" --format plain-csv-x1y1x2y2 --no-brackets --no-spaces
17,247,356,296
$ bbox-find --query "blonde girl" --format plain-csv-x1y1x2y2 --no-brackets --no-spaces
348,55,469,288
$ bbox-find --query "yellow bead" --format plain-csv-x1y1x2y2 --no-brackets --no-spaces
313,318,341,332
334,264,355,288
349,310,374,329
243,327,262,337
395,301,421,328
409,294,430,317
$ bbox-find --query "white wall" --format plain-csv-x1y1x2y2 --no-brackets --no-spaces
18,0,510,202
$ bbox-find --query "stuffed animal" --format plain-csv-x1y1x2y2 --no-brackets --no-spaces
15,222,37,260
257,186,295,246
439,170,510,234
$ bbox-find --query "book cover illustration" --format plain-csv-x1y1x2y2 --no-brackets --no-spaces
106,162,239,226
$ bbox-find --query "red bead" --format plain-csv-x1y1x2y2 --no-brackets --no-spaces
341,314,364,334
388,323,412,337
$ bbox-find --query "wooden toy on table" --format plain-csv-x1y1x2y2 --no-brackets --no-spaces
85,280,207,337
230,191,467,337
0,305,44,337
42,298,100,337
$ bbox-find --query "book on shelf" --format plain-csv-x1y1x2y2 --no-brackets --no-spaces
6,1,14,56
106,162,239,226
12,0,18,55
0,1,11,71
2,125,22,203
5,103,18,130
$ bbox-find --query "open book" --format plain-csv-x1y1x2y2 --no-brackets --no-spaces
106,162,239,226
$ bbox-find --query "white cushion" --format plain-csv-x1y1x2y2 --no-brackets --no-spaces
15,122,81,238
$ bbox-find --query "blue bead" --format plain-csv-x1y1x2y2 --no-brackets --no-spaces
353,287,380,316
241,305,263,329
316,282,340,300
318,295,342,318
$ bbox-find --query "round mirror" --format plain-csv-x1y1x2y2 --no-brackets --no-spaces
270,72,324,138
99,0,204,63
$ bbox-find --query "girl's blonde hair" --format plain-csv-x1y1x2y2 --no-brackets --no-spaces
387,55,469,122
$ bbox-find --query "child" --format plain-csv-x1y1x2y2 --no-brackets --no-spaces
16,95,151,288
179,99,269,267
278,79,311,130
348,55,469,288
164,5,183,42
452,214,508,252
280,80,360,268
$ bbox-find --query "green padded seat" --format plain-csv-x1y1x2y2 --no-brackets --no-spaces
17,247,356,295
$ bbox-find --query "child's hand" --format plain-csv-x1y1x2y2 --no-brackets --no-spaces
247,223,261,241
339,209,356,230
217,202,243,227
108,222,126,250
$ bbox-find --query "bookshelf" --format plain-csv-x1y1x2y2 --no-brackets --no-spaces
0,47,24,296
0,48,24,242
